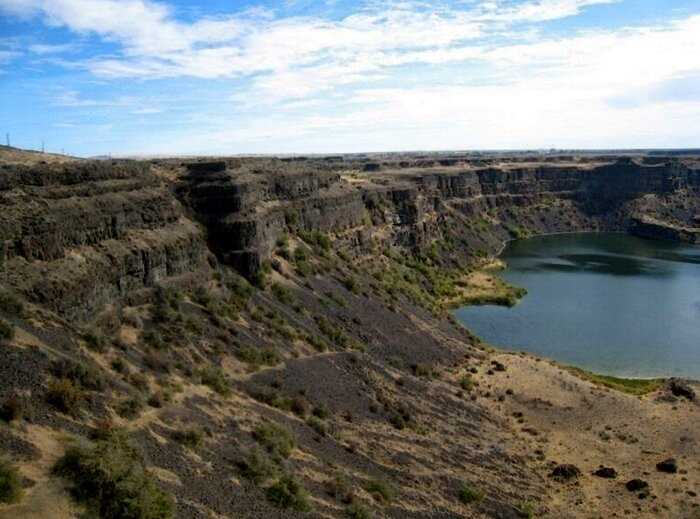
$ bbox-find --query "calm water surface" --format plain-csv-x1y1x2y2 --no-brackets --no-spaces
454,233,700,379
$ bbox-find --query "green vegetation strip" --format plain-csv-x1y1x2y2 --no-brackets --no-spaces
564,366,664,396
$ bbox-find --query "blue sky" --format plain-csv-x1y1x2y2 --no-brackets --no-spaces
1,0,699,157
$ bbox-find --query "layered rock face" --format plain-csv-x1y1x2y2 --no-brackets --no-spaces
3,154,699,320
0,160,209,320
175,161,367,275
174,156,700,276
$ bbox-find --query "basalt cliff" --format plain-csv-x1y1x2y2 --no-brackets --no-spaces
0,147,698,519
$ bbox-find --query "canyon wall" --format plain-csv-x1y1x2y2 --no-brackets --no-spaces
176,156,700,278
0,160,210,321
2,155,699,320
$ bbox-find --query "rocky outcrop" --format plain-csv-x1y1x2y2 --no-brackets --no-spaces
0,160,210,321
4,154,699,320
629,216,700,244
172,155,700,278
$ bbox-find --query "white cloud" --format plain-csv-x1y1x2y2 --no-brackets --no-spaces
0,50,19,63
53,90,135,107
3,0,700,153
0,0,618,86
29,43,78,54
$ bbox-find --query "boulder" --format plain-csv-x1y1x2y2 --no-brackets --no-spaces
656,458,678,474
491,360,507,372
550,464,581,481
593,467,617,479
626,479,649,492
667,379,695,401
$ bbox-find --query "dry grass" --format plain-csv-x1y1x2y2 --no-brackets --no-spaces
0,145,77,165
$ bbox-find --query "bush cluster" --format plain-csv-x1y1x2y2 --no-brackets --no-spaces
53,430,174,519
252,423,296,461
0,458,23,504
0,319,14,343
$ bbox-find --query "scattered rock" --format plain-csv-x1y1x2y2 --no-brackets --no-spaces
667,379,695,401
593,467,617,479
491,361,507,372
626,479,649,492
550,464,581,481
656,458,678,474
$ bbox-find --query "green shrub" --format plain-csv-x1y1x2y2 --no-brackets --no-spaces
83,329,108,352
0,290,24,317
285,210,299,228
46,378,84,415
324,290,347,308
517,501,536,518
312,403,330,419
144,351,172,373
389,414,406,430
325,473,354,504
0,395,23,423
0,319,14,342
171,427,203,450
0,458,23,504
51,358,104,391
306,416,328,437
364,479,394,503
226,274,254,310
147,392,165,408
299,230,331,254
247,386,294,411
315,316,348,347
198,366,231,396
411,363,433,378
459,375,474,392
111,358,128,374
129,373,149,392
236,447,278,484
235,346,280,367
306,334,328,352
271,283,294,304
266,475,311,511
346,500,372,519
293,246,309,263
142,330,166,350
53,430,174,519
116,396,144,419
251,262,272,288
458,483,483,504
290,396,311,417
151,287,183,323
253,423,295,460
342,276,358,293
295,260,313,277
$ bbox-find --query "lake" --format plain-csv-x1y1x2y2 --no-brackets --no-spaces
454,233,700,379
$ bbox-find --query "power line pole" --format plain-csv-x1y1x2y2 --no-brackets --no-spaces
41,140,45,153
5,133,9,147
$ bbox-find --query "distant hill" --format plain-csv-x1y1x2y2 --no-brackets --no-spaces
0,145,79,165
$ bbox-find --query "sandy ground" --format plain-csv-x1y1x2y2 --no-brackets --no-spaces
474,352,700,518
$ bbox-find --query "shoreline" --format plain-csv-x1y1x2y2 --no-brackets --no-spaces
493,228,631,257
464,230,700,388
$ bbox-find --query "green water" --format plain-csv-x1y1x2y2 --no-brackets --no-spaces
454,233,700,379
